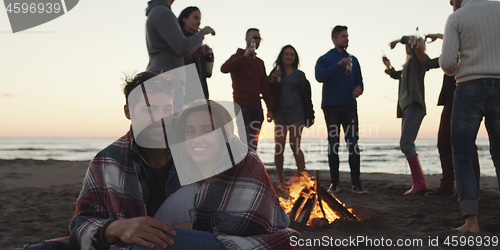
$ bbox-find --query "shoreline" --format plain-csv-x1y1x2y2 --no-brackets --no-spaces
1,159,499,249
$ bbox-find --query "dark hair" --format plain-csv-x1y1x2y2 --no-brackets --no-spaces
176,100,235,170
123,71,159,102
178,6,200,29
331,25,348,39
123,71,174,105
178,100,234,139
246,28,259,37
274,45,299,70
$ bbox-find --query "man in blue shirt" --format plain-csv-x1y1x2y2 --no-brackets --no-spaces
315,25,366,194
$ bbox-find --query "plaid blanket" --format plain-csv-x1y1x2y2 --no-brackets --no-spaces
192,145,300,250
68,130,181,250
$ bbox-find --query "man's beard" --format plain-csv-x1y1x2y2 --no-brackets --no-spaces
135,121,170,149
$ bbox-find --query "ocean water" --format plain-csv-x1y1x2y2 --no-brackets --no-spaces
0,137,116,161
0,137,495,177
257,138,495,177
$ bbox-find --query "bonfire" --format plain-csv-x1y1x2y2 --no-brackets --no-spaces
279,171,358,227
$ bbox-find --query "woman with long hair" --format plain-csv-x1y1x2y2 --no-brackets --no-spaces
269,45,313,188
178,7,214,104
143,100,299,250
383,36,429,195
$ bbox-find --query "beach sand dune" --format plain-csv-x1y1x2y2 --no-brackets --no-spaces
1,160,499,250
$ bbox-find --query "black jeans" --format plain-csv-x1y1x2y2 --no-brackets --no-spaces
323,105,361,186
236,104,264,151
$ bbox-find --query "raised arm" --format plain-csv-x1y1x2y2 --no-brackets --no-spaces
413,46,431,66
149,7,205,56
389,36,411,49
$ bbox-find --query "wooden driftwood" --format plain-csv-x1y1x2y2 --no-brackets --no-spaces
295,194,316,225
289,188,310,221
318,185,358,220
315,170,327,219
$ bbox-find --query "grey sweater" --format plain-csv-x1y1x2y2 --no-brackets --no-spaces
146,2,204,72
440,0,500,82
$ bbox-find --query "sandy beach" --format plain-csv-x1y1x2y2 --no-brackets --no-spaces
1,159,499,250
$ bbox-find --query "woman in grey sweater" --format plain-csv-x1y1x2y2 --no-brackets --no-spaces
145,0,214,114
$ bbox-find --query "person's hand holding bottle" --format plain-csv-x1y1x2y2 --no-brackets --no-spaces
382,56,392,70
244,39,256,58
269,66,282,84
200,26,215,35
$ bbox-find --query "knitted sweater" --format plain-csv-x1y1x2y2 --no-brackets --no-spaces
440,0,500,82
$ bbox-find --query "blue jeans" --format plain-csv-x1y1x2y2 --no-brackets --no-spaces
130,227,225,250
322,105,361,185
235,104,264,151
452,80,500,217
400,103,426,158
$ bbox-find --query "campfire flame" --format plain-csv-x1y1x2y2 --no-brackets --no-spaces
278,172,358,226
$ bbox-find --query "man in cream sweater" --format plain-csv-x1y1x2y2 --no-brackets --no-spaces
440,0,500,233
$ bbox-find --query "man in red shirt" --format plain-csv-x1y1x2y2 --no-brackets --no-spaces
221,28,273,150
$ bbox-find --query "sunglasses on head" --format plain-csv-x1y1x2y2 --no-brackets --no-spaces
140,80,174,93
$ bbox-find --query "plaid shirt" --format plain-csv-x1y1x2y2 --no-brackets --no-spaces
193,141,300,250
68,130,181,250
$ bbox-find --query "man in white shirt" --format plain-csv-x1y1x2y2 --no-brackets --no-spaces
440,0,500,233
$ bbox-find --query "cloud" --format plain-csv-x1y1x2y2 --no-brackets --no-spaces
2,93,22,98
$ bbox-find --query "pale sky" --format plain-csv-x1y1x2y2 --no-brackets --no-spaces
0,0,493,139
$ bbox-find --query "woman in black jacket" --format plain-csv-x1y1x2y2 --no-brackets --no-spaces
269,45,314,188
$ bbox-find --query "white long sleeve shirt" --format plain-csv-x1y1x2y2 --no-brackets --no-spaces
440,0,500,83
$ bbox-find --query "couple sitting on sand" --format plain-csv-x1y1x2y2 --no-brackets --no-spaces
14,70,298,250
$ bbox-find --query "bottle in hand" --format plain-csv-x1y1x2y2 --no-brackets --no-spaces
411,27,420,49
250,39,256,59
345,55,353,75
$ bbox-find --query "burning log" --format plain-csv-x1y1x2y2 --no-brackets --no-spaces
318,185,358,221
279,171,359,226
295,194,316,225
315,170,327,219
289,188,309,221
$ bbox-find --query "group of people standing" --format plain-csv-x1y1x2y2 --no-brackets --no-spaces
220,25,368,195
141,0,500,239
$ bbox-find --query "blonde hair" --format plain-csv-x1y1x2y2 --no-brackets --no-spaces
405,37,426,63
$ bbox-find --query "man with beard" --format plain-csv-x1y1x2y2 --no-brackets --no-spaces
10,72,181,250
315,25,366,194
221,28,273,151
68,71,180,249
